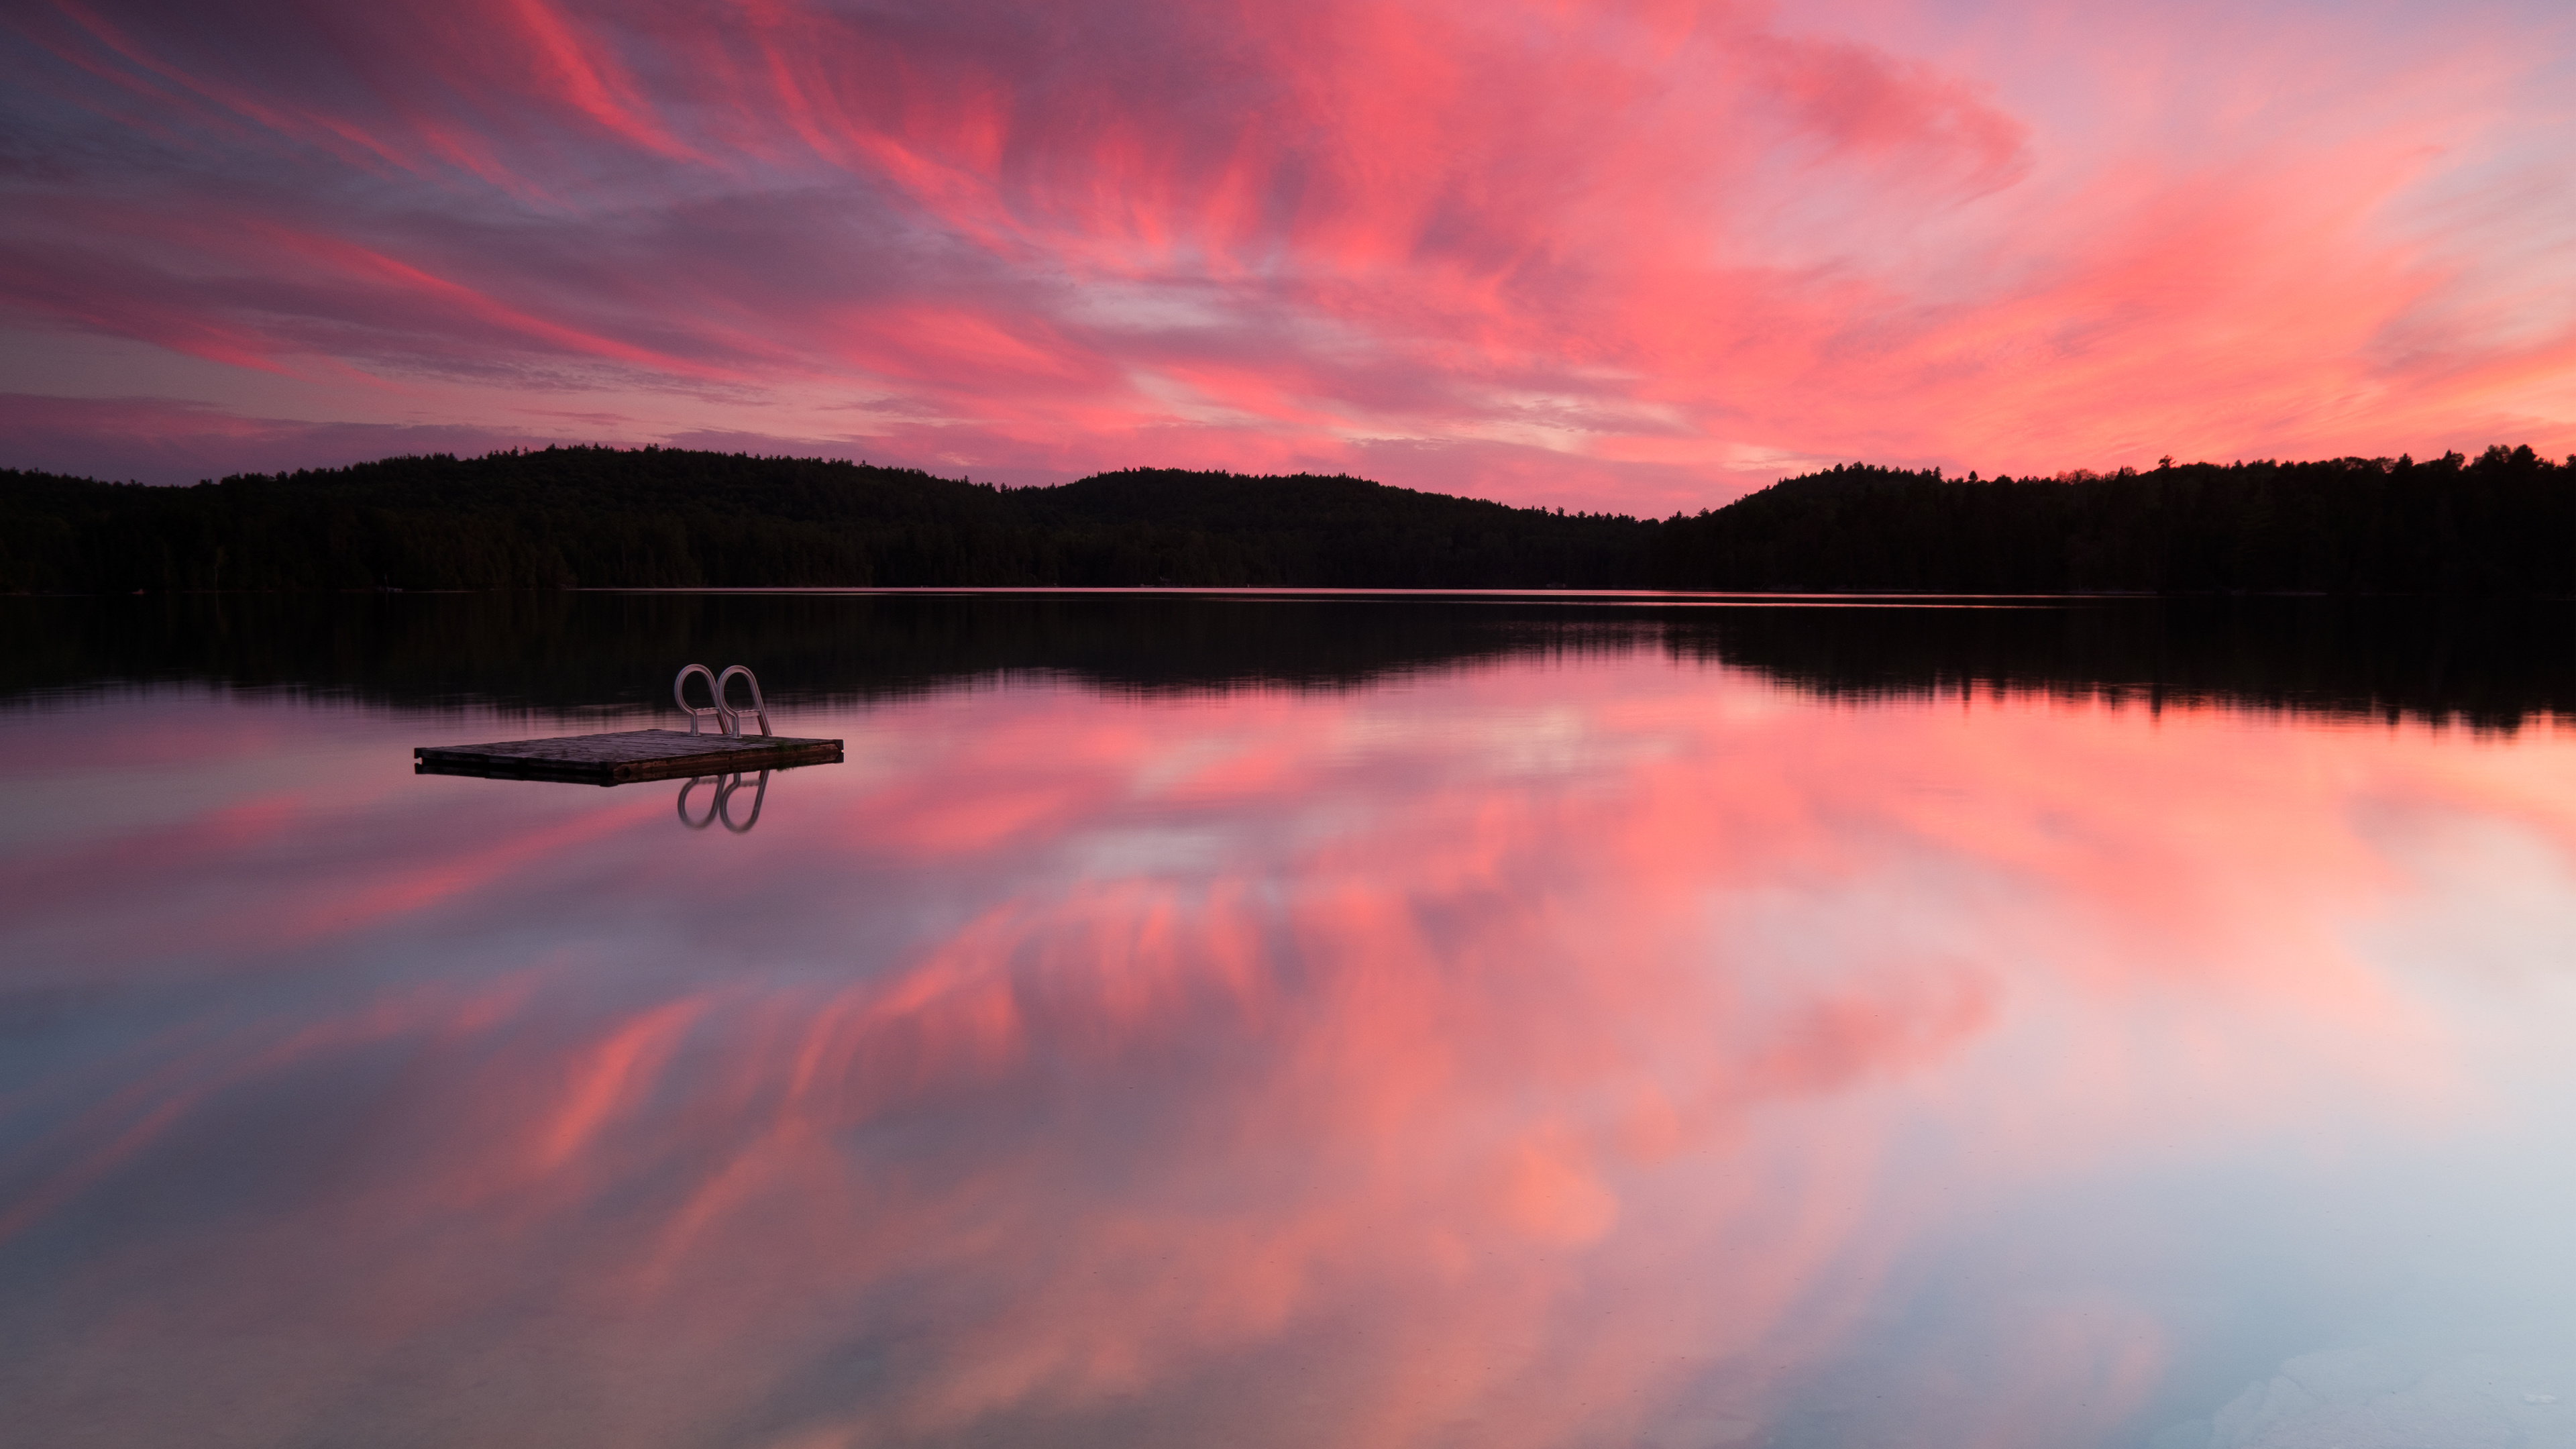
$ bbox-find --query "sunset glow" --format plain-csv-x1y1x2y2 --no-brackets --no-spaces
8,639,2576,1446
6,1,2574,504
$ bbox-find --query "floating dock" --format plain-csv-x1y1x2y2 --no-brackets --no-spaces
415,729,843,786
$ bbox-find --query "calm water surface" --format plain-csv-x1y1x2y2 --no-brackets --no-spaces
5,594,2576,1449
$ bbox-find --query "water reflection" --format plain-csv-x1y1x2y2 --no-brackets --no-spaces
1,598,2573,1449
677,770,768,833
7,590,2574,729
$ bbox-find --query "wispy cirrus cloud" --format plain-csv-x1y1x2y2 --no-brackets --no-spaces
2,0,2571,502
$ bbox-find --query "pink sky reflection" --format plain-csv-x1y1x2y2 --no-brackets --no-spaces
5,650,2576,1444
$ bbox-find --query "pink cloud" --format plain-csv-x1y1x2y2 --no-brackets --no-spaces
1,0,2571,506
0,393,565,480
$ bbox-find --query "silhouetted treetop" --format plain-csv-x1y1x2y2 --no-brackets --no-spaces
1646,446,2575,595
5,443,2570,595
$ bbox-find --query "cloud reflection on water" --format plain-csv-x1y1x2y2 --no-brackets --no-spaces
3,652,2575,1447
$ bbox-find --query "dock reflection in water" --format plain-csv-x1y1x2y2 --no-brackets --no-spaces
3,594,2575,1449
677,769,768,833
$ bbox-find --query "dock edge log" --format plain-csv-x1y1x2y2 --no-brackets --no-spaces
415,729,845,786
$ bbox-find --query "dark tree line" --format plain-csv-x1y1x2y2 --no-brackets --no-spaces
1647,447,2576,594
0,447,1646,593
5,443,2572,595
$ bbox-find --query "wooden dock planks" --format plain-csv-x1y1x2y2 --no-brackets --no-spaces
415,729,843,786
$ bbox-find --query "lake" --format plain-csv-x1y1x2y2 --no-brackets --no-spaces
5,591,2575,1449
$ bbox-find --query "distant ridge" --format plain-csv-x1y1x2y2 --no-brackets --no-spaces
0,447,1645,593
1650,449,2576,596
3,444,2570,595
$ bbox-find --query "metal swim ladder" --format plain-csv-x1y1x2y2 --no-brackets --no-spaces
673,663,773,739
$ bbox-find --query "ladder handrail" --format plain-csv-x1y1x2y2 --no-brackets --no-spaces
673,663,723,736
674,663,773,739
714,665,773,739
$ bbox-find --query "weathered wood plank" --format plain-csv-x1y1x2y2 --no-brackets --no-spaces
415,729,844,786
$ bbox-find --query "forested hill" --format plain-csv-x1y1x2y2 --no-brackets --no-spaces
5,443,2573,594
1649,447,2576,594
0,448,1648,593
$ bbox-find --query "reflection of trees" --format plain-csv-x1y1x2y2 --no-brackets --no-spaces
5,591,2571,733
1658,596,2576,733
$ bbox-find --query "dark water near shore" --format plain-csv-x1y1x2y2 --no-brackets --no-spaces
5,592,2575,1449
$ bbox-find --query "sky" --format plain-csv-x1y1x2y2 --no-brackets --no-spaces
4,0,2575,511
